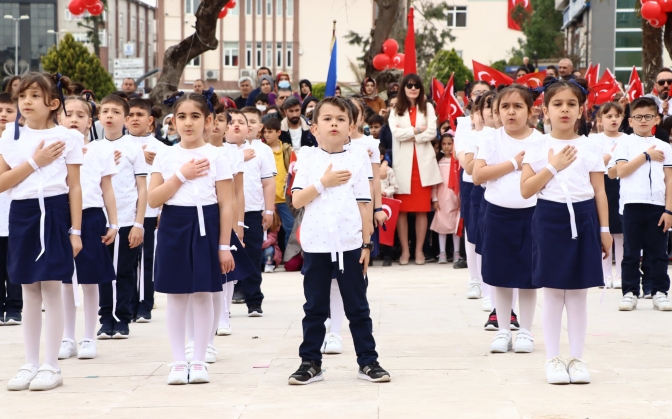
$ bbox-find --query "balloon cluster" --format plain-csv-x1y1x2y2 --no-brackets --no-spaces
641,0,671,28
68,0,104,16
219,1,237,18
373,39,405,71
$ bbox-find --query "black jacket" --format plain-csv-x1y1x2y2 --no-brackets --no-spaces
279,118,317,147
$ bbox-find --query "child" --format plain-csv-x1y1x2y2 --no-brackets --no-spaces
262,212,282,272
97,94,147,340
263,117,294,247
59,96,118,360
521,77,611,384
379,143,398,267
472,84,544,354
148,92,235,385
288,96,390,385
255,93,270,114
430,133,462,265
2,73,83,391
613,96,672,311
0,92,20,325
368,114,385,140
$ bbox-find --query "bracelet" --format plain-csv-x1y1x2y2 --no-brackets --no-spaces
509,158,518,171
545,163,558,176
109,224,120,230
313,180,325,194
665,209,672,216
133,222,144,230
176,171,187,183
219,244,238,251
600,227,610,233
237,221,249,229
27,158,39,171
374,208,384,213
264,210,274,215
68,228,81,236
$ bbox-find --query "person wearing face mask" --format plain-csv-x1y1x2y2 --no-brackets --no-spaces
301,96,319,123
279,97,316,148
255,93,270,115
161,114,179,145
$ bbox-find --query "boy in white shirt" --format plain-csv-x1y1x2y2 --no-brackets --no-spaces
288,96,390,385
97,95,147,339
613,96,672,311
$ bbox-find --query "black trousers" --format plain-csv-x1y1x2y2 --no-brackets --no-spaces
99,226,141,325
0,237,21,314
130,217,157,317
237,211,264,306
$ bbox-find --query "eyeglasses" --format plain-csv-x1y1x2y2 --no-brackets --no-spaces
658,79,672,86
631,114,656,121
406,83,420,90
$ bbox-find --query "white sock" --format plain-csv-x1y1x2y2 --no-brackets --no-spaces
22,283,43,367
542,288,565,359
565,289,588,359
511,288,518,311
465,232,479,280
494,287,513,332
614,234,624,278
219,282,234,329
517,289,537,331
62,283,77,341
41,281,65,369
185,295,194,343
438,234,447,254
190,292,213,362
166,294,189,362
452,234,461,258
330,278,345,337
81,285,99,341
210,291,222,345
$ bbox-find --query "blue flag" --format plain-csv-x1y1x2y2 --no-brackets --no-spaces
325,38,337,97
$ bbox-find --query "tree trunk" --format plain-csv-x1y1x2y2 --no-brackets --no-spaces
150,0,228,111
364,0,404,79
664,18,672,75
643,20,663,93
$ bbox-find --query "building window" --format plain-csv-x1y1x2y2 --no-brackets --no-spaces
231,1,239,15
246,42,252,67
256,41,262,67
286,43,293,67
257,0,262,15
446,6,467,28
119,38,124,53
287,0,293,16
188,56,201,66
266,43,272,67
224,42,240,67
131,16,136,30
246,0,252,15
139,41,144,57
185,0,200,15
266,0,272,15
276,42,283,67
277,0,283,15
119,12,123,26
614,3,642,84
140,18,144,32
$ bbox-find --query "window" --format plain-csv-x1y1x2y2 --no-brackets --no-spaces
287,0,293,16
139,41,144,57
266,43,272,67
131,16,136,30
188,56,201,66
256,42,262,67
185,0,200,14
614,2,641,84
266,0,272,15
246,0,252,15
277,0,283,15
246,42,252,67
257,0,262,15
119,12,123,26
446,6,467,28
286,43,293,67
456,50,463,58
231,1,239,15
224,42,240,67
119,38,124,53
140,18,144,32
276,42,282,67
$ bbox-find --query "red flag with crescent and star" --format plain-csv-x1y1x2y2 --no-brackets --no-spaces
585,63,600,87
379,197,402,246
516,70,547,88
508,0,532,31
473,60,514,87
437,73,464,130
432,78,445,105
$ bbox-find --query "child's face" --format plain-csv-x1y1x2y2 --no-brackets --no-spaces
210,112,228,142
0,101,18,132
17,84,58,125
370,122,382,139
126,107,153,137
628,106,658,137
226,114,249,144
243,112,262,139
441,137,454,155
174,100,212,143
599,108,624,133
439,122,450,135
256,100,268,109
99,103,127,134
481,104,495,128
543,88,583,131
499,92,530,133
62,100,92,136
313,104,350,146
264,128,281,143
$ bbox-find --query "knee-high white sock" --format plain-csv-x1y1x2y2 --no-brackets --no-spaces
82,285,99,341
185,296,194,344
602,250,613,278
62,283,76,341
190,292,214,363
511,288,518,311
614,234,624,278
565,289,588,359
219,282,234,329
438,234,447,254
542,288,565,359
210,291,222,345
465,232,479,280
452,235,461,258
22,283,42,367
518,289,537,331
330,278,345,337
42,281,65,369
166,294,189,362
477,254,491,301
494,287,513,332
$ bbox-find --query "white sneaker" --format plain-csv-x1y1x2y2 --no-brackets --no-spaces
602,276,612,289
481,295,492,312
264,264,275,273
205,344,218,363
644,293,653,299
167,361,189,385
29,364,63,391
189,361,210,384
619,292,638,311
513,328,534,353
467,279,482,299
77,339,97,359
612,276,622,289
545,356,570,384
489,330,512,353
437,252,448,264
324,318,331,333
567,357,591,384
653,292,672,311
321,333,343,354
216,326,232,336
58,339,77,360
185,341,194,363
7,364,38,391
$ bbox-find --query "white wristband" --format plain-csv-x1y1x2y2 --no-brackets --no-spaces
238,221,249,229
219,244,237,251
68,228,81,236
176,171,187,183
28,158,39,170
109,224,120,230
314,180,325,194
264,210,274,215
600,227,610,233
133,222,144,230
509,158,518,171
545,163,558,176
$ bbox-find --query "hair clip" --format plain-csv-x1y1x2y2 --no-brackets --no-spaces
201,87,215,114
568,78,589,96
163,91,185,107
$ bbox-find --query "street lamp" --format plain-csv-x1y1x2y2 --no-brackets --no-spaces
47,29,67,44
4,14,30,76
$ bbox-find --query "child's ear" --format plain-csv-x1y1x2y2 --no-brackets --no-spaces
148,115,154,127
310,123,318,136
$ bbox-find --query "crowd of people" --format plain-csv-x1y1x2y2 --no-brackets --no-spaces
0,55,671,390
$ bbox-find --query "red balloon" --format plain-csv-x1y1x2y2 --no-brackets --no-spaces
373,54,391,71
226,1,237,8
642,1,662,19
650,12,668,27
659,0,672,12
68,0,86,15
392,53,405,70
382,39,399,58
87,1,104,16
82,0,97,6
218,8,228,18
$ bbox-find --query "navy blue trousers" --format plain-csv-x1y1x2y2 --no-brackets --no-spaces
99,226,141,325
131,216,157,317
0,237,21,314
238,211,265,306
299,249,378,367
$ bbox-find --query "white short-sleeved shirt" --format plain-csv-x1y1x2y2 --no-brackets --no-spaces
82,140,118,210
344,141,374,180
291,148,371,253
222,142,246,175
523,135,605,203
105,135,149,226
0,192,10,236
130,134,169,218
612,134,672,207
455,129,474,183
294,146,317,174
152,143,233,207
589,132,625,159
243,139,277,212
478,128,543,208
0,124,83,200
351,135,381,165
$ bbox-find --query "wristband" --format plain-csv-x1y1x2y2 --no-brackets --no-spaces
264,210,274,215
509,158,518,171
374,208,384,213
314,180,325,194
68,228,81,236
176,171,187,183
665,209,672,216
28,158,39,171
219,245,237,251
133,222,144,230
237,221,249,229
109,224,120,230
600,227,610,233
545,163,558,176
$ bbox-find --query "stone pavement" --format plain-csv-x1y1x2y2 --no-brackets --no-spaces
1,262,672,419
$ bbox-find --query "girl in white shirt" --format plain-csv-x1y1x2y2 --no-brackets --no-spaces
149,92,235,385
59,96,119,361
1,73,83,391
521,78,612,385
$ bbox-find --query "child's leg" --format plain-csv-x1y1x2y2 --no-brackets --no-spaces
185,296,194,344
601,250,612,279
518,289,537,331
438,234,447,255
465,231,478,279
190,292,214,362
22,283,42,366
166,294,189,362
564,289,588,359
263,246,275,265
219,282,234,329
111,228,141,325
643,207,671,295
298,252,334,364
41,281,64,368
542,288,565,359
511,288,518,311
138,218,157,317
621,208,645,296
82,285,99,341
62,284,76,341
452,234,461,259
210,291,222,345
614,233,624,278
478,254,491,301
241,212,264,307
494,287,513,332
329,278,345,337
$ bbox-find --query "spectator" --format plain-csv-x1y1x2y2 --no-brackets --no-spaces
335,85,342,97
279,96,316,148
193,79,206,94
515,67,529,80
245,67,272,107
255,93,270,114
558,58,575,80
523,56,535,74
262,213,283,273
299,79,312,100
387,82,400,97
235,76,254,109
3,76,20,94
572,69,583,79
275,87,292,113
265,105,281,118
368,114,385,139
121,77,138,96
545,65,559,79
263,117,295,247
301,95,319,122
259,75,275,104
360,76,387,114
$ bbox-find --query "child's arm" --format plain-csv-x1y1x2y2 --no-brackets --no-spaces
234,173,245,238
130,175,147,248
229,173,238,237
463,152,476,176
216,179,235,273
0,141,65,193
372,162,387,226
357,201,371,276
660,167,672,231
432,185,440,212
292,164,351,208
590,171,612,259
66,164,83,257
262,177,275,231
607,165,618,179
521,146,577,199
472,152,524,184
100,175,119,245
617,145,662,178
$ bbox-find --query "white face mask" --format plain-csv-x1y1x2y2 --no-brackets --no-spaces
167,134,179,141
256,105,267,112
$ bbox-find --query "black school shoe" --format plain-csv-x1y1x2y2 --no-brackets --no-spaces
510,310,520,331
288,360,323,385
232,290,246,304
453,258,468,269
248,304,263,317
112,322,130,339
135,311,152,323
484,309,498,331
97,322,114,340
382,257,392,267
5,312,21,325
358,362,391,382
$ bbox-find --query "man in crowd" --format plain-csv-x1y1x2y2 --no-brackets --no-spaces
235,77,254,109
122,78,139,97
193,79,206,94
523,57,535,74
279,97,316,148
655,67,672,116
558,58,575,80
275,87,292,118
246,67,272,107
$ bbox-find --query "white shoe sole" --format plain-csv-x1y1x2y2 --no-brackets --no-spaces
112,333,129,339
248,312,263,317
357,372,391,382
619,304,636,311
77,352,97,359
58,352,75,360
167,376,188,385
490,342,512,353
135,317,151,323
514,343,534,353
29,378,63,391
189,374,210,384
547,376,570,385
653,305,672,311
484,324,498,331
97,333,112,340
288,374,324,385
216,328,232,336
5,319,21,325
569,375,591,384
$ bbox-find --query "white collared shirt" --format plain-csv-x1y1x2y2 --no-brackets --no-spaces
343,141,374,180
82,140,117,210
350,135,381,165
243,139,276,212
105,135,148,226
455,129,474,183
129,134,169,217
222,142,246,175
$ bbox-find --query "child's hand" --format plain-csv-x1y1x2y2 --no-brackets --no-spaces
70,235,82,258
129,226,144,248
359,248,370,276
548,146,577,172
114,150,122,165
659,212,672,232
82,147,88,155
101,227,118,245
219,250,235,273
32,140,65,167
601,232,613,260
374,210,388,227
320,163,351,188
143,145,157,165
647,145,665,162
514,151,525,169
243,149,256,162
262,212,273,231
433,201,440,211
180,158,210,180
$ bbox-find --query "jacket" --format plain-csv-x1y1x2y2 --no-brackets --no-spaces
388,103,443,194
381,166,399,197
245,87,262,107
279,117,317,148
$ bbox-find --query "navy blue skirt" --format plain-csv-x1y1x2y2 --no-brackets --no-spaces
482,203,538,289
467,185,485,245
66,208,115,285
223,231,255,283
8,194,74,284
475,198,488,255
459,171,473,225
531,199,604,289
154,204,223,294
604,175,622,234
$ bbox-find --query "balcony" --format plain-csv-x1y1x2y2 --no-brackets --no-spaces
562,0,589,29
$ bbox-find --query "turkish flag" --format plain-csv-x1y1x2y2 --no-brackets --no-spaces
598,68,617,86
404,8,417,75
448,154,461,197
379,197,402,246
286,150,298,197
592,83,621,106
432,78,445,105
584,63,600,87
516,70,547,88
473,60,514,87
437,73,464,129
508,0,532,31
534,92,544,107
628,77,644,102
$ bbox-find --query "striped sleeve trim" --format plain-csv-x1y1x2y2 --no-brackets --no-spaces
356,198,372,202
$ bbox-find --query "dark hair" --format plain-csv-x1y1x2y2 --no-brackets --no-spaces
468,81,492,98
630,97,658,114
277,86,292,95
258,67,272,77
81,89,97,102
70,82,86,95
263,117,281,132
128,98,153,115
497,84,534,112
543,77,589,107
150,106,162,131
378,142,386,159
598,102,624,118
110,91,129,101
301,95,319,115
396,74,427,116
64,95,93,117
476,90,497,116
516,67,530,76
228,108,249,125
386,93,397,106
241,106,262,119
348,97,367,123
437,133,454,161
101,94,130,116
0,92,14,104
169,91,221,116
367,114,385,126
255,93,269,104
546,65,558,74
16,72,73,123
313,96,353,124
656,67,672,78
282,96,301,111
265,105,280,114
4,76,20,93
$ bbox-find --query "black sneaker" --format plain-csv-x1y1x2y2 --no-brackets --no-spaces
232,289,246,304
288,360,323,385
135,311,152,323
358,362,391,382
113,322,130,339
382,257,392,267
510,310,520,331
453,258,468,269
248,304,263,317
5,312,21,325
484,309,498,331
97,322,113,340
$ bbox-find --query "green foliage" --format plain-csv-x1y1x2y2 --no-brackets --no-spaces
490,60,507,73
509,0,563,60
41,33,116,99
311,82,326,100
426,49,473,92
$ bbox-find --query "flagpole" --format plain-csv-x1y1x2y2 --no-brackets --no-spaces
332,20,336,39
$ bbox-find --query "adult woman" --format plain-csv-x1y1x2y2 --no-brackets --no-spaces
299,79,312,101
515,67,529,80
360,77,387,114
389,74,442,265
300,95,318,121
3,76,20,93
259,75,275,105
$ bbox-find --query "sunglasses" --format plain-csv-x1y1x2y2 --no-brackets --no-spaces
406,83,420,90
658,79,672,86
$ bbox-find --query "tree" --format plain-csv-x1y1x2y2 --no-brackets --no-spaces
510,0,563,59
426,49,473,92
78,0,108,57
41,33,116,98
642,19,663,93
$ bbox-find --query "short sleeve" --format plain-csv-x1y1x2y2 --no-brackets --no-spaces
589,153,606,172
291,164,309,192
260,147,276,179
65,135,84,165
362,152,373,179
215,149,233,181
475,130,497,164
101,150,118,177
369,142,381,165
151,148,166,174
353,164,372,202
133,144,149,176
522,141,548,173
663,143,672,167
612,140,628,163
236,150,245,174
